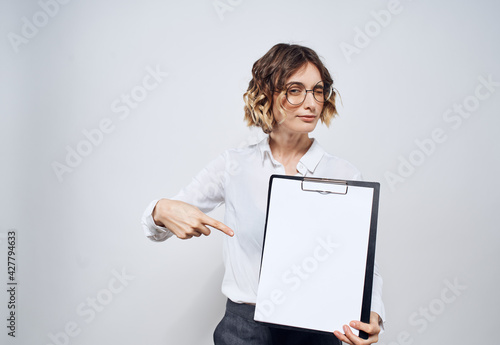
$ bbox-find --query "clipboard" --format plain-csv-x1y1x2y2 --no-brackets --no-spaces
254,175,380,339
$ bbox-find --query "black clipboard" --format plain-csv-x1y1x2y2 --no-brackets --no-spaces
254,175,380,339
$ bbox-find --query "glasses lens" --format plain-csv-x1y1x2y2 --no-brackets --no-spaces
312,82,325,103
286,83,306,105
312,81,333,103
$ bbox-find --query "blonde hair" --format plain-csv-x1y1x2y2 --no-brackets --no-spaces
243,43,338,134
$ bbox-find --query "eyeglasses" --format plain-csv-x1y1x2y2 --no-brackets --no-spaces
284,81,333,105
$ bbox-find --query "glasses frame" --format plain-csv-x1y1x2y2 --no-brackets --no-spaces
284,81,333,106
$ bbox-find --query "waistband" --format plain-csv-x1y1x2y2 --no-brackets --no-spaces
226,298,256,321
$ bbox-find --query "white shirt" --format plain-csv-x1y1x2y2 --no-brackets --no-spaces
141,136,386,326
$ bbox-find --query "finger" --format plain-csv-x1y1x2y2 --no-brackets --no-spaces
343,324,379,345
333,330,353,345
349,319,379,336
178,233,193,240
202,215,234,237
343,324,371,345
202,227,211,236
194,223,211,236
343,325,359,344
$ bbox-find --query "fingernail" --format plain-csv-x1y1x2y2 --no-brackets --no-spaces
343,325,348,332
350,321,356,327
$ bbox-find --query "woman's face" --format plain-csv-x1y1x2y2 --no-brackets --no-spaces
272,62,325,135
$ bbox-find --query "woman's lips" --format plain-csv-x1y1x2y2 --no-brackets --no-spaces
298,115,316,122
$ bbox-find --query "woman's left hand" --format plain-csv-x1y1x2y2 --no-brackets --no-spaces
333,311,381,345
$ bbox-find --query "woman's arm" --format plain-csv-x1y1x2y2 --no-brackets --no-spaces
141,152,233,241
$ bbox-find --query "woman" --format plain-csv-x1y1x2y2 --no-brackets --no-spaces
141,43,385,345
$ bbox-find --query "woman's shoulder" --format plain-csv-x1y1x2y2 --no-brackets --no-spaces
323,151,360,171
315,142,362,180
223,135,268,157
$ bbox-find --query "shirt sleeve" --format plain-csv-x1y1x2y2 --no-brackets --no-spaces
371,260,386,332
140,153,227,242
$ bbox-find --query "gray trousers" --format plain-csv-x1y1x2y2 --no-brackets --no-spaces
213,299,341,345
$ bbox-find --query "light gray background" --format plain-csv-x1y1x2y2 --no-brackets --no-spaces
1,0,499,344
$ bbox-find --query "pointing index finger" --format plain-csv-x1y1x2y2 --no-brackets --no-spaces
202,214,234,237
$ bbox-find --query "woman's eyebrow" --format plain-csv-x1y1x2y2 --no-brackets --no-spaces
285,81,323,87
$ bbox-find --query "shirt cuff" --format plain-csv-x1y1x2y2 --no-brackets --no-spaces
371,298,386,333
141,199,174,242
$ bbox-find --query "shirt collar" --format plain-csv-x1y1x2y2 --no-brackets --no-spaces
257,136,325,174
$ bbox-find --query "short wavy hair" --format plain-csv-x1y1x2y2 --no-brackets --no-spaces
243,43,338,134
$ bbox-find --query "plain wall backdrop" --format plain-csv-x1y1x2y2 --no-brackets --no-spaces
1,0,499,344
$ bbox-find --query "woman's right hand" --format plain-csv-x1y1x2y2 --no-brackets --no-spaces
152,199,234,240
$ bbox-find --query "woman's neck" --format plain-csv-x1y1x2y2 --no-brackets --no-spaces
268,131,312,165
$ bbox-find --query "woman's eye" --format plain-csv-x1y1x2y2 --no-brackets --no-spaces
289,89,302,94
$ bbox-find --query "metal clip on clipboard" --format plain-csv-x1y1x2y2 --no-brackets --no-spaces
300,177,348,195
